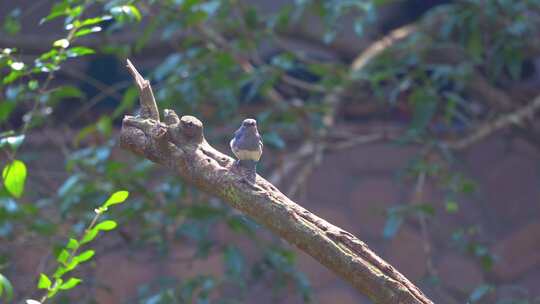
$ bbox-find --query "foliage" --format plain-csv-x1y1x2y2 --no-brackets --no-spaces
0,273,14,302
27,191,129,304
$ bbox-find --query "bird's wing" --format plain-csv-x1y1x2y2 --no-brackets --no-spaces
233,127,242,138
230,138,240,159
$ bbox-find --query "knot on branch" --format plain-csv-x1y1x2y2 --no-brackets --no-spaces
179,115,203,142
119,123,147,155
163,108,180,125
162,109,204,147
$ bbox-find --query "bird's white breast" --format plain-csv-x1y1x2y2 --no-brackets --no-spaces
230,138,262,161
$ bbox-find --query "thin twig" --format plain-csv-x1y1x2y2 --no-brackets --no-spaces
67,80,131,123
447,94,540,149
287,141,324,197
412,170,437,277
284,87,343,197
268,141,315,185
327,132,388,151
351,24,417,72
281,73,327,93
271,34,334,65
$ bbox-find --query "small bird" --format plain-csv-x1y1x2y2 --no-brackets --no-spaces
230,118,263,178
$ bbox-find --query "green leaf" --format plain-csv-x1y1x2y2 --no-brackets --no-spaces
101,190,129,209
3,9,21,35
74,26,102,37
126,5,142,21
469,284,493,302
96,116,112,136
56,249,70,265
52,85,84,98
28,80,39,90
224,246,244,277
412,203,435,216
38,273,52,290
53,266,67,279
460,179,476,194
49,85,84,105
409,88,437,134
323,31,336,44
226,215,256,236
40,2,69,24
383,214,403,239
262,132,285,149
2,70,24,84
0,273,14,301
74,250,94,263
480,253,494,271
66,47,95,58
0,102,16,122
47,278,62,298
80,229,98,245
0,134,25,150
373,0,395,5
38,49,58,61
94,220,117,231
110,5,142,22
80,220,117,245
269,53,293,71
78,15,112,27
65,258,80,271
59,277,81,290
445,201,459,213
243,7,258,29
353,19,364,36
185,205,224,220
53,39,70,49
112,86,138,118
467,27,483,61
68,5,83,18
2,160,27,198
74,124,97,145
57,175,79,197
154,54,182,80
66,238,79,250
198,1,220,15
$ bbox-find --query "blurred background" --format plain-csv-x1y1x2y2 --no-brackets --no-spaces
1,0,540,303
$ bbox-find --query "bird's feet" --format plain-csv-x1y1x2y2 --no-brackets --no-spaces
233,160,257,183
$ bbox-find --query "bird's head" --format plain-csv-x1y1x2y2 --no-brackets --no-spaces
242,118,257,129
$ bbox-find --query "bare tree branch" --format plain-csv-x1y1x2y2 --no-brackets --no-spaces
126,58,160,121
446,94,540,149
351,24,417,72
120,59,434,304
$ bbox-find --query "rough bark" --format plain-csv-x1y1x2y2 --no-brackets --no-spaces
119,59,434,304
